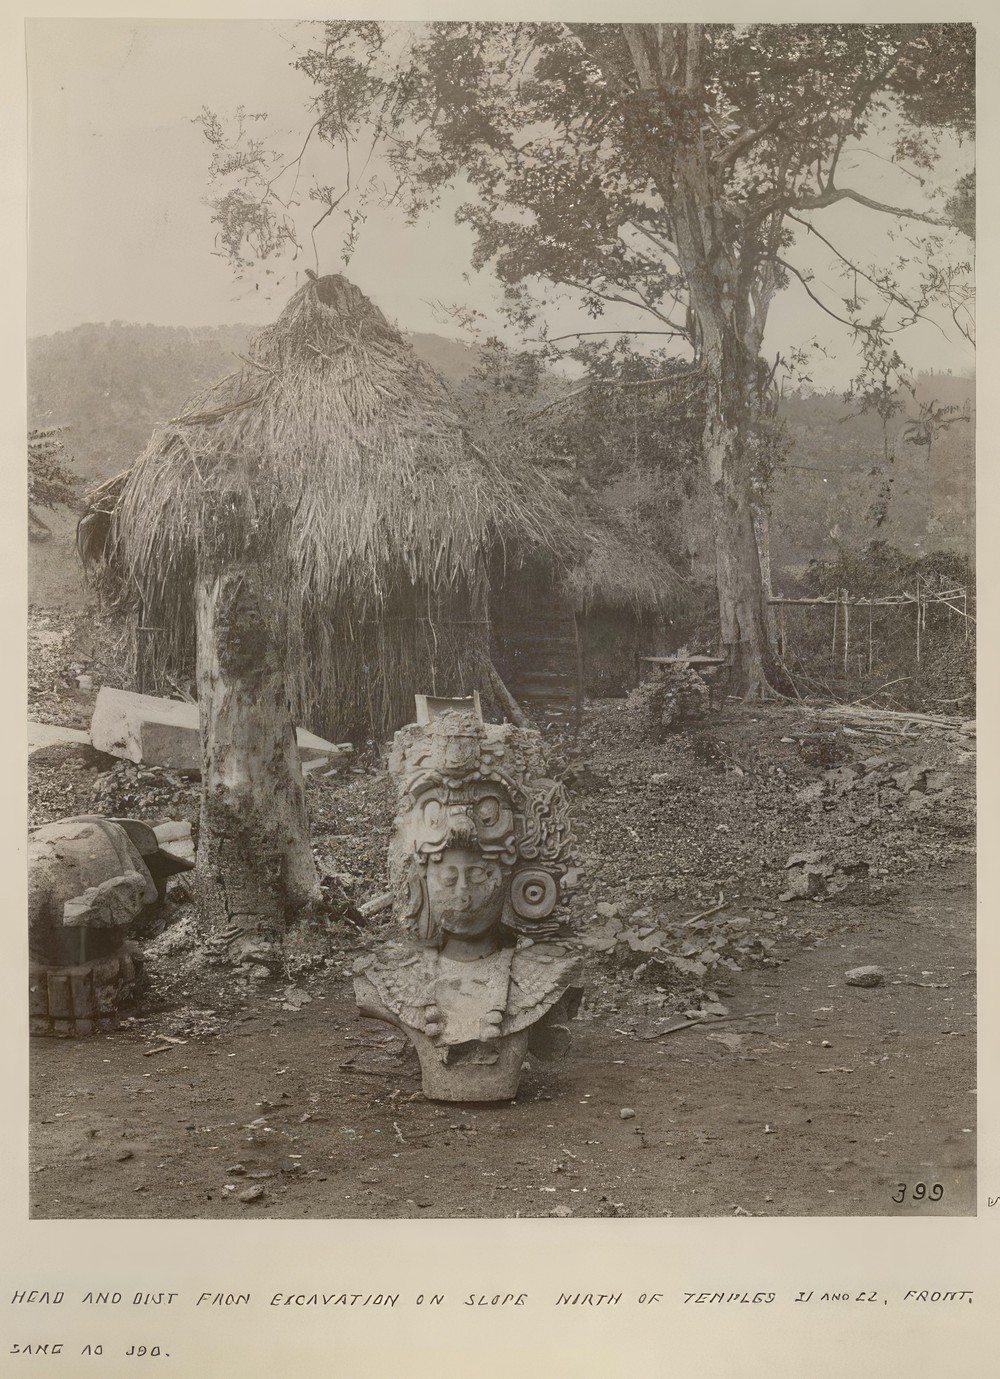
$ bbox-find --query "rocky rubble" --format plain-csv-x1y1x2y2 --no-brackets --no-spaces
622,666,711,738
554,696,974,1011
27,640,975,1031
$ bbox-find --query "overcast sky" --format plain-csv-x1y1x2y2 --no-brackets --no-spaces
25,17,976,391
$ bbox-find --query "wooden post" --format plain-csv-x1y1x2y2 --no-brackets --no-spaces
915,576,921,664
842,590,850,675
831,590,839,666
485,659,529,728
573,611,584,739
868,603,873,676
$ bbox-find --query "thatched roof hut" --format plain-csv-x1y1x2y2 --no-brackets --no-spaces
82,274,688,737
83,274,587,737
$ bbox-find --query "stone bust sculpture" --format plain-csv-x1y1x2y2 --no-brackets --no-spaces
354,705,582,1101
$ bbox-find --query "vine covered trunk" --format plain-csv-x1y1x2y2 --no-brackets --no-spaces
194,567,321,935
621,24,780,698
702,341,776,698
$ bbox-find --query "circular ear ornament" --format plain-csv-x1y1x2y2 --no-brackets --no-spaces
510,867,558,921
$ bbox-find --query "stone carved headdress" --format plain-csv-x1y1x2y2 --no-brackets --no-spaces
386,710,575,943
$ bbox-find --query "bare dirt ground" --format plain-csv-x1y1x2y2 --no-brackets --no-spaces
29,861,974,1220
28,614,976,1219
25,615,976,1219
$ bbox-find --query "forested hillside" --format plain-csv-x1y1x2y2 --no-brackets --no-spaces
771,372,974,586
28,323,252,605
27,320,973,609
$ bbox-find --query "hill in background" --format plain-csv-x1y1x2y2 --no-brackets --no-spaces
771,372,974,584
28,320,973,611
27,321,484,608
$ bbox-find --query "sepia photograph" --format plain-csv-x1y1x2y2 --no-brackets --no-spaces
24,16,976,1226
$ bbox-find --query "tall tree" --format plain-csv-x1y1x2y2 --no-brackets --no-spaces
202,21,974,694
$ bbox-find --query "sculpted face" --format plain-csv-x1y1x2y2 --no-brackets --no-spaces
425,846,506,941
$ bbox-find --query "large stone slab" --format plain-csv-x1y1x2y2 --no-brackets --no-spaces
90,687,349,772
28,721,91,752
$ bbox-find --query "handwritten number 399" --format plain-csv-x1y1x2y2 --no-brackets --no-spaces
892,1183,944,1203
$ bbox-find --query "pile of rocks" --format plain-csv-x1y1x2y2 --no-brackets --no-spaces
623,667,710,741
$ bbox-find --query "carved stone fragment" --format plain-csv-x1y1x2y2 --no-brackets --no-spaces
28,815,194,1036
355,704,583,1100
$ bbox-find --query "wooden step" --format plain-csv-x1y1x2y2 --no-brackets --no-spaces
509,669,576,682
509,673,577,689
512,690,577,705
512,681,577,696
502,637,578,651
506,649,576,663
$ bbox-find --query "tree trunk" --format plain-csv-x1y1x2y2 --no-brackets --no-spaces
618,23,780,698
484,659,529,727
752,502,779,650
194,567,321,936
700,329,777,698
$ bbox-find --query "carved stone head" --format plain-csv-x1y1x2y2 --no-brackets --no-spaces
387,710,574,945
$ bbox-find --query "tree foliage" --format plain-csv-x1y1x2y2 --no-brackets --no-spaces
199,21,974,694
206,22,973,347
28,427,78,541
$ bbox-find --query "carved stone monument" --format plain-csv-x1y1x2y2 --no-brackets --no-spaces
29,815,194,1036
354,703,582,1101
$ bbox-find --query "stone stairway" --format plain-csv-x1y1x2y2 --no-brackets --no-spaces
497,611,582,731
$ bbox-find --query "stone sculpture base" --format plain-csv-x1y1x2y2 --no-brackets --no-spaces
404,1025,532,1102
29,946,141,1037
356,972,536,1102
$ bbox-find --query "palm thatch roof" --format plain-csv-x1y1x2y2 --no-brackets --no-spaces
565,514,689,616
87,275,582,736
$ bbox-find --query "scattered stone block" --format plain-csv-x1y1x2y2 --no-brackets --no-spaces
90,686,349,773
922,769,952,793
152,819,195,865
845,965,885,987
28,721,92,753
780,851,834,900
823,764,860,795
785,850,826,868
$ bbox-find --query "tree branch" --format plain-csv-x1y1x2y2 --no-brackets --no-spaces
559,274,683,329
785,211,947,338
791,183,949,226
523,367,706,420
776,258,887,335
714,115,782,172
561,23,633,94
849,145,926,186
621,24,660,91
264,120,321,204
624,218,683,268
541,328,691,345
